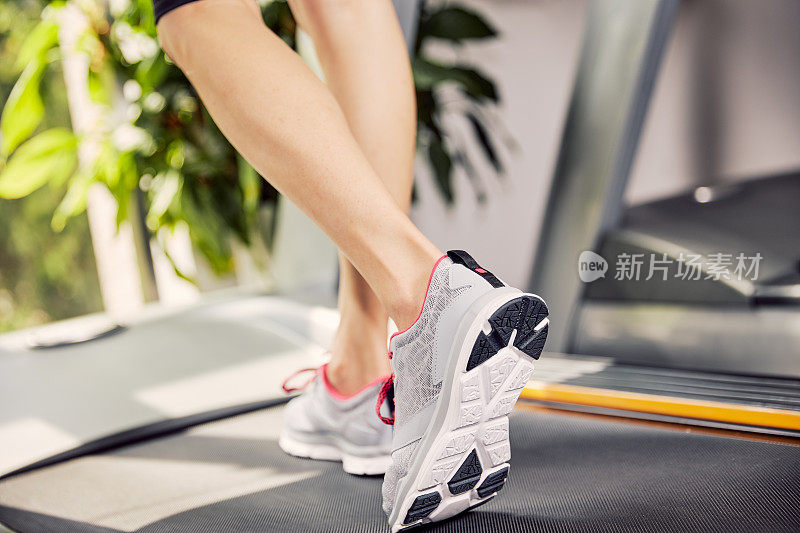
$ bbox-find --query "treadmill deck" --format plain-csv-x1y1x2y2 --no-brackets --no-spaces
1,403,798,532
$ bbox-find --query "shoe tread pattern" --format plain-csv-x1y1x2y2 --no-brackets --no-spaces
476,466,509,498
403,491,442,524
466,296,548,371
447,449,483,495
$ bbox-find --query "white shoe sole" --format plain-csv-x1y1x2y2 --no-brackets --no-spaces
388,291,549,531
279,432,392,476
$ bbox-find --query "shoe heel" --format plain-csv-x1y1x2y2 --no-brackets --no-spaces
341,453,392,476
466,295,549,372
389,293,548,532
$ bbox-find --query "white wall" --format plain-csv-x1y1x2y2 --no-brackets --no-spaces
411,0,589,288
628,0,800,203
411,0,800,287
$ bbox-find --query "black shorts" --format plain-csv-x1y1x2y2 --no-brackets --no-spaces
153,0,201,24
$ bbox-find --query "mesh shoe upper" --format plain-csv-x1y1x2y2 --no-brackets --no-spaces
381,255,498,516
283,366,392,455
391,261,470,430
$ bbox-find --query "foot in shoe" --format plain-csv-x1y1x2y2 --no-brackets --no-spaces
378,251,548,531
279,363,393,476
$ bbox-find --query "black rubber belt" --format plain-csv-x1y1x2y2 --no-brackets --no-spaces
1,406,799,532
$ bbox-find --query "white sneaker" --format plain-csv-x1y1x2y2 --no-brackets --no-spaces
377,250,549,531
279,364,393,475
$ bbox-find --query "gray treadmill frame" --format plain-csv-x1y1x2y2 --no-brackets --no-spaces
528,0,680,352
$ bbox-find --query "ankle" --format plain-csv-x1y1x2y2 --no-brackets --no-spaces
325,357,391,397
388,253,444,331
391,293,423,333
326,318,393,395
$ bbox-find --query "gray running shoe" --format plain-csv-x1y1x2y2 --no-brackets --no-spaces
279,364,393,475
377,250,549,531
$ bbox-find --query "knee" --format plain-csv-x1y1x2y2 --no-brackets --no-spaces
156,20,178,63
155,5,196,65
156,0,261,64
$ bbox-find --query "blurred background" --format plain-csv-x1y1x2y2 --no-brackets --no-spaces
1,0,799,332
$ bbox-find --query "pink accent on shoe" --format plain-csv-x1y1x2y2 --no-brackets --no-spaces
389,254,448,344
376,374,395,425
281,367,319,393
475,268,488,274
320,363,391,402
374,254,447,426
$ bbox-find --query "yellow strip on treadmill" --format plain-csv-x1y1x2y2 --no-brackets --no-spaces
521,381,800,431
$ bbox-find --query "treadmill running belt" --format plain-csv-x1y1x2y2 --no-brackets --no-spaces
0,405,798,532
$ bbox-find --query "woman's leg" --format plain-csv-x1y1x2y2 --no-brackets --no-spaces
287,0,416,394
159,4,551,524
157,0,439,333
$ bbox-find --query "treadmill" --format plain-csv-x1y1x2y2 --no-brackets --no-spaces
1,1,799,532
0,294,797,533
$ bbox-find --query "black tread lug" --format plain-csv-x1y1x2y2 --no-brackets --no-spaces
466,296,549,371
447,449,483,495
476,466,510,498
515,323,548,360
403,491,442,524
448,476,481,495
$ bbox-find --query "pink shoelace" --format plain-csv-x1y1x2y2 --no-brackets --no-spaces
375,350,395,425
281,366,319,394
284,363,394,425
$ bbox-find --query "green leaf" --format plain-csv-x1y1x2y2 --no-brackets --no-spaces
87,67,111,106
451,66,498,102
103,158,132,228
113,154,139,227
15,18,59,72
413,58,498,102
1,61,46,155
0,128,77,199
166,139,185,169
466,112,502,173
135,54,168,92
161,244,198,285
92,142,122,187
237,154,259,223
181,186,234,273
412,58,447,89
51,167,95,232
420,6,497,43
451,148,484,202
428,138,454,204
147,170,181,225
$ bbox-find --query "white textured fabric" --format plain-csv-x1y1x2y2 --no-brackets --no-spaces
391,258,468,429
381,440,419,516
283,373,392,452
383,257,488,517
